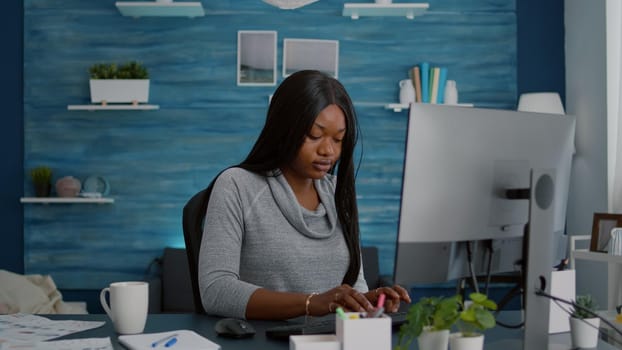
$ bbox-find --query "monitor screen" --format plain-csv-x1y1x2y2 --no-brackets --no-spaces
393,103,575,285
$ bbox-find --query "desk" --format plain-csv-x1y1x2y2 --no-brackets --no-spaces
49,313,620,350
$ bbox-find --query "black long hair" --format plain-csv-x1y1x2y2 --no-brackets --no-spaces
238,70,362,286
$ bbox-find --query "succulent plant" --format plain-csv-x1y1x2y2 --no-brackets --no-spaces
571,294,597,319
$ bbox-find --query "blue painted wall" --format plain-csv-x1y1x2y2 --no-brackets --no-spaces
2,0,564,302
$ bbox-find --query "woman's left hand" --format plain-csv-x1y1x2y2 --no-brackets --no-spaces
365,285,411,313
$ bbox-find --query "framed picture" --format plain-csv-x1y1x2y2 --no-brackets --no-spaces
283,38,339,78
590,213,622,252
237,31,277,86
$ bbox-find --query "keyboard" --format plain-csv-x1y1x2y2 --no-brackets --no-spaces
265,310,408,340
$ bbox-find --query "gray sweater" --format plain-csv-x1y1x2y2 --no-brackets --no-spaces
198,167,368,319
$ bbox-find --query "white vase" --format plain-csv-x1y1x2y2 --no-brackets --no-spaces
417,328,449,350
399,79,416,105
569,317,600,349
449,333,484,350
444,80,458,105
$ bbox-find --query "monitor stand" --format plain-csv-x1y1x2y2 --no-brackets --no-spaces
522,168,569,350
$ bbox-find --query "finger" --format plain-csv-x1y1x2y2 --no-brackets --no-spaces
376,287,401,305
392,285,412,303
384,300,400,313
342,292,371,312
352,291,374,311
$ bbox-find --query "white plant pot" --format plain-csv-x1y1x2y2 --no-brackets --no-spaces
417,328,449,350
89,79,150,104
449,333,484,350
569,317,600,349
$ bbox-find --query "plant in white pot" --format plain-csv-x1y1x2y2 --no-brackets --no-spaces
569,294,600,349
89,61,150,105
449,293,497,350
395,295,461,350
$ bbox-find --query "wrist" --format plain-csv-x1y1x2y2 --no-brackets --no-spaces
305,292,318,316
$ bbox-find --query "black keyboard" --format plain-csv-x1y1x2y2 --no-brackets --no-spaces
265,311,408,340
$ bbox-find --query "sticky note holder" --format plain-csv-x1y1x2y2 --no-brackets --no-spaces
335,312,391,350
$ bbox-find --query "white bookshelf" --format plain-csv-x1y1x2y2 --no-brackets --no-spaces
20,197,115,204
67,104,160,111
343,3,429,20
115,2,205,18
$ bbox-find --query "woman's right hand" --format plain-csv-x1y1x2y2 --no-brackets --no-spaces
308,284,375,316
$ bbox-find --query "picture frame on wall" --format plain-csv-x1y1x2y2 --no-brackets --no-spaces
283,38,339,78
590,212,622,253
237,30,277,86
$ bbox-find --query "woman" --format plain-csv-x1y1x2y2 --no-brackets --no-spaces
198,70,410,320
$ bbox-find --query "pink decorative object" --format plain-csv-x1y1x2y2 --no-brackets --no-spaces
55,176,82,197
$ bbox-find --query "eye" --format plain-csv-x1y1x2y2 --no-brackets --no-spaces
307,134,321,141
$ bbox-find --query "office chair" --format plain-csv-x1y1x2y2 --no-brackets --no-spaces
182,186,213,314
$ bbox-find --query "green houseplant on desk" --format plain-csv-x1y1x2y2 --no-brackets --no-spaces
449,292,497,350
395,295,461,350
395,293,496,350
569,294,600,349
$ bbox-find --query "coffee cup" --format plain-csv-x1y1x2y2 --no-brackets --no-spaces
100,281,149,334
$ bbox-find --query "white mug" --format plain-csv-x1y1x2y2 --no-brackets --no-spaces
100,281,149,334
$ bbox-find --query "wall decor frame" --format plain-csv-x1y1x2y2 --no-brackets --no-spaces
283,38,339,78
590,212,622,253
237,30,277,86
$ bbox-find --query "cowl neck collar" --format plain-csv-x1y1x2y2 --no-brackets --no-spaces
266,170,337,239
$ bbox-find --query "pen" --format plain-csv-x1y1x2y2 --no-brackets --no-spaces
370,307,385,318
376,293,386,309
164,337,177,348
336,307,347,320
151,333,178,348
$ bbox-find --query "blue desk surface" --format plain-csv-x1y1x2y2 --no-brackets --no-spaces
49,313,619,350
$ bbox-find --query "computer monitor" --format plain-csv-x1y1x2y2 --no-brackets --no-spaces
393,103,576,285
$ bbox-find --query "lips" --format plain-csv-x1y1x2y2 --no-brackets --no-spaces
313,161,332,172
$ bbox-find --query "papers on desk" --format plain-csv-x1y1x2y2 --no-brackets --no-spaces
0,313,105,342
118,330,220,350
0,337,113,350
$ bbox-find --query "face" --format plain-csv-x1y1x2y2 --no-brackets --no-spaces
283,104,346,182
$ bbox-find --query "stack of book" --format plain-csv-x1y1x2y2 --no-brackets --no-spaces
410,62,448,104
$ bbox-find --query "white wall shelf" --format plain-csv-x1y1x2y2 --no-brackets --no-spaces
572,249,622,265
115,2,205,18
20,197,115,204
571,246,622,310
67,104,160,111
343,3,429,20
385,102,474,112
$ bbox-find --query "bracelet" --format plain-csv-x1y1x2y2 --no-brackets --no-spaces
305,293,318,316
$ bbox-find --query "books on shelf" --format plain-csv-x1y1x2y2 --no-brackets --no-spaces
409,62,451,105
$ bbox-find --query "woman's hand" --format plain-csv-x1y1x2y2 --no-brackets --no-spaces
364,285,411,313
308,284,375,316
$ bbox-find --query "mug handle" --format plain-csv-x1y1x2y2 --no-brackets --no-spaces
100,287,113,320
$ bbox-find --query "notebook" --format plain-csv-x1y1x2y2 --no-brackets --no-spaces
118,330,220,350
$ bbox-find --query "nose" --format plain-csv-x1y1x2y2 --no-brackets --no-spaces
318,138,335,156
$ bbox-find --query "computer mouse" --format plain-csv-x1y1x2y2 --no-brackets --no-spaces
214,318,256,338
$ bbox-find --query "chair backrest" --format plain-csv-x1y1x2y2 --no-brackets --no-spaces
182,186,212,314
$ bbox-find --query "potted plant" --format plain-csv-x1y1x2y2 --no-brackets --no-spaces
30,166,52,197
569,294,600,349
395,294,461,350
449,292,497,350
89,61,150,105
